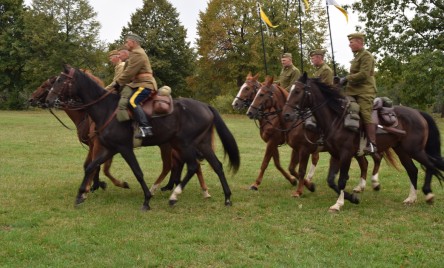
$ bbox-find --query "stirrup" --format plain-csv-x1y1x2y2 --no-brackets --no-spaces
135,126,153,138
363,143,377,155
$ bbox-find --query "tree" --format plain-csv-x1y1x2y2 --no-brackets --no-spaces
352,0,444,116
118,0,196,97
194,0,328,104
0,0,27,109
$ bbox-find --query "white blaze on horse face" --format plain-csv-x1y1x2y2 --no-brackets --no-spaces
232,83,248,107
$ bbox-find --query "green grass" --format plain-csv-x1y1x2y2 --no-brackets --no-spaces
1,110,444,267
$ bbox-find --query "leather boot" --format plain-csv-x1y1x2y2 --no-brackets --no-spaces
363,123,377,155
133,105,153,138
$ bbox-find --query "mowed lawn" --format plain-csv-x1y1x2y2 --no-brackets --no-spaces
1,110,443,267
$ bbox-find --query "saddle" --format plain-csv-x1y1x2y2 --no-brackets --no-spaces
372,97,406,136
141,92,174,117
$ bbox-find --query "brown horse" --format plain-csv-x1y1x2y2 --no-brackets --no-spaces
283,73,444,212
232,73,297,190
29,75,210,198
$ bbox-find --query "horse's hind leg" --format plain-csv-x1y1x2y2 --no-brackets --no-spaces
196,163,211,198
169,151,199,206
150,144,173,193
292,150,316,197
393,148,418,204
353,155,368,193
370,153,382,191
103,158,130,189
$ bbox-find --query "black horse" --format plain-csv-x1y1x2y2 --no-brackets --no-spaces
46,65,240,210
283,73,444,212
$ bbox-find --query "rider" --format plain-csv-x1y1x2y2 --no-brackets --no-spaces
309,49,333,86
114,33,157,138
275,53,301,91
340,33,377,155
105,50,125,92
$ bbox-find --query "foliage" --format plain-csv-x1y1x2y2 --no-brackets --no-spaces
117,0,196,97
193,0,328,104
0,0,26,109
1,111,444,266
352,0,444,115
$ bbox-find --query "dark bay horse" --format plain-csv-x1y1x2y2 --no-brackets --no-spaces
232,73,298,190
46,65,239,210
29,76,211,198
283,73,444,212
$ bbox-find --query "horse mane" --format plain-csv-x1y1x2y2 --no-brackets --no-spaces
74,68,107,99
79,69,105,88
308,76,344,115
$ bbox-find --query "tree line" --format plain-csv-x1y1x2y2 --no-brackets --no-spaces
1,0,442,116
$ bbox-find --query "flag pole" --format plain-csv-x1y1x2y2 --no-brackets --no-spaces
258,4,268,75
326,4,337,76
297,0,304,73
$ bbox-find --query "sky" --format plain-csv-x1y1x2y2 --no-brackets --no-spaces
24,0,360,69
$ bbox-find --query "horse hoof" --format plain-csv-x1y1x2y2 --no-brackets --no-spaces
350,194,360,204
425,193,434,204
99,181,107,190
328,208,340,213
292,191,302,198
249,185,258,191
141,205,151,211
306,183,316,192
225,199,232,206
123,182,130,189
75,197,85,206
169,199,177,206
373,184,381,191
161,186,173,192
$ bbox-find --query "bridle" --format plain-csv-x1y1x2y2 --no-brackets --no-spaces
249,83,282,120
285,81,329,122
235,80,261,108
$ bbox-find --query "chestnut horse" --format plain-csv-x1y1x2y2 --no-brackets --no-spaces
46,65,239,210
29,76,210,198
283,73,444,212
232,73,298,190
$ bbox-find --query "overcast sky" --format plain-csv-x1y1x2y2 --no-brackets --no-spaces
24,0,359,68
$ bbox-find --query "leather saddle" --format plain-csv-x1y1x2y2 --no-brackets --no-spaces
372,97,406,136
141,92,174,118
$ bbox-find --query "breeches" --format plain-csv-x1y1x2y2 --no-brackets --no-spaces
348,93,375,124
118,86,133,110
129,87,152,108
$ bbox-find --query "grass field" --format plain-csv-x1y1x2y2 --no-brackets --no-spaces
1,110,444,267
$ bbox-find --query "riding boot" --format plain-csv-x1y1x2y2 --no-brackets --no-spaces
133,105,153,138
363,123,377,155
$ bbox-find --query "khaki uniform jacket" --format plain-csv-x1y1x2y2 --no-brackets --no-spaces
314,63,333,86
345,48,376,95
116,46,157,91
277,64,300,91
105,62,125,90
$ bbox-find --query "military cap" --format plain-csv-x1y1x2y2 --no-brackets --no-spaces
108,50,119,57
282,52,292,59
309,49,326,57
347,32,365,41
126,33,144,44
117,45,128,51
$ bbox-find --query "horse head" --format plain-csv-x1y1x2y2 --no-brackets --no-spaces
232,72,261,110
28,76,57,108
246,76,288,120
46,65,78,108
283,72,312,122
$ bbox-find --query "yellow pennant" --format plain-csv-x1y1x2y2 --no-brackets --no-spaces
260,6,278,28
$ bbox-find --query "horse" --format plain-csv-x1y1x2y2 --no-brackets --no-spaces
283,72,444,212
29,76,211,198
46,65,239,210
232,73,298,190
245,76,386,197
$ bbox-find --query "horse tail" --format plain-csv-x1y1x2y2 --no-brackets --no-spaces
381,148,401,171
420,111,444,182
208,105,240,173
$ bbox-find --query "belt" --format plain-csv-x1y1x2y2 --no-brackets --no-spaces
135,72,153,79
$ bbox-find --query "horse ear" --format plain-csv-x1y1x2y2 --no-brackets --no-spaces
63,64,71,74
302,72,308,83
253,73,260,81
265,75,273,86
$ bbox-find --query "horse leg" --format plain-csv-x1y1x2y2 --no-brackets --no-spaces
250,142,274,190
305,152,319,183
271,147,297,186
196,162,211,198
83,149,102,193
169,150,199,206
353,155,368,193
423,169,434,204
329,157,359,212
103,157,130,189
119,148,152,211
161,154,183,192
150,144,173,193
393,147,418,204
288,149,300,181
327,157,340,194
371,153,382,191
292,149,316,197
